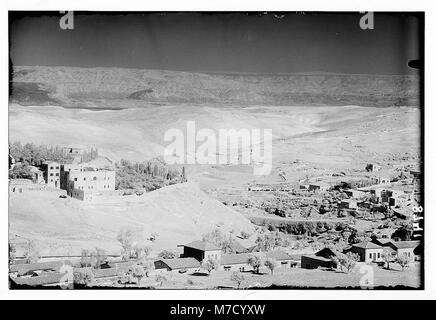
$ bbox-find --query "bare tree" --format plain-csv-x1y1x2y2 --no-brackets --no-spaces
396,253,411,271
117,228,134,260
381,249,394,270
230,271,245,289
201,257,220,275
264,258,277,275
248,254,263,274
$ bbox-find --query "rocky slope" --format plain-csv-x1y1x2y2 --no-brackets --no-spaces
10,66,420,108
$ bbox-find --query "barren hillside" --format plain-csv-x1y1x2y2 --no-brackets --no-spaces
10,66,420,108
9,182,254,255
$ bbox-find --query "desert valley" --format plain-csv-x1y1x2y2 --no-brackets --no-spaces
8,66,423,289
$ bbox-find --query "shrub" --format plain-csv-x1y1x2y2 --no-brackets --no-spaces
126,264,146,285
9,164,33,180
240,231,251,239
73,268,94,286
158,250,177,259
155,274,167,287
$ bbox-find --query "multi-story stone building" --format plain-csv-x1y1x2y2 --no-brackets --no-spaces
61,164,115,201
42,161,60,188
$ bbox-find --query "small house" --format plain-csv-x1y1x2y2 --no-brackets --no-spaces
344,189,365,199
347,240,384,263
309,182,331,192
339,199,357,210
219,253,253,272
386,240,420,261
182,240,222,262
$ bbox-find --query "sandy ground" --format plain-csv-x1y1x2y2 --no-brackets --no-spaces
9,182,254,255
96,262,421,289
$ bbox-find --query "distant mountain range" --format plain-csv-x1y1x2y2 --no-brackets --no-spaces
10,66,420,108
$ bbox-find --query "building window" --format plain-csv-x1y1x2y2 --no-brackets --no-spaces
56,166,59,169
74,178,77,181
377,253,380,259
93,177,97,180
50,166,54,169
84,177,86,181
55,173,59,176
369,253,372,259
50,173,53,176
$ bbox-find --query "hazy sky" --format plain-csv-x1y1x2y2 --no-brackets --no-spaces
10,12,422,74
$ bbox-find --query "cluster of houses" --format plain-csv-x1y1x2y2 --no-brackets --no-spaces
9,146,115,201
301,238,421,269
154,240,297,273
9,239,298,287
9,237,422,287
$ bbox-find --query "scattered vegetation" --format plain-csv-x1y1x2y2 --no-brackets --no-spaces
331,252,359,273
116,227,151,261
73,268,94,286
80,247,107,269
155,274,167,287
158,250,178,259
126,264,146,285
115,158,186,191
9,163,34,180
9,141,75,166
23,240,41,264
202,229,237,254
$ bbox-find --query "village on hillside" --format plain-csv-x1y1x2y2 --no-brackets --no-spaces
7,11,424,291
8,141,423,289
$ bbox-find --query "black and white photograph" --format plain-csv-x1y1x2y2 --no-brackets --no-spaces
7,9,425,291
